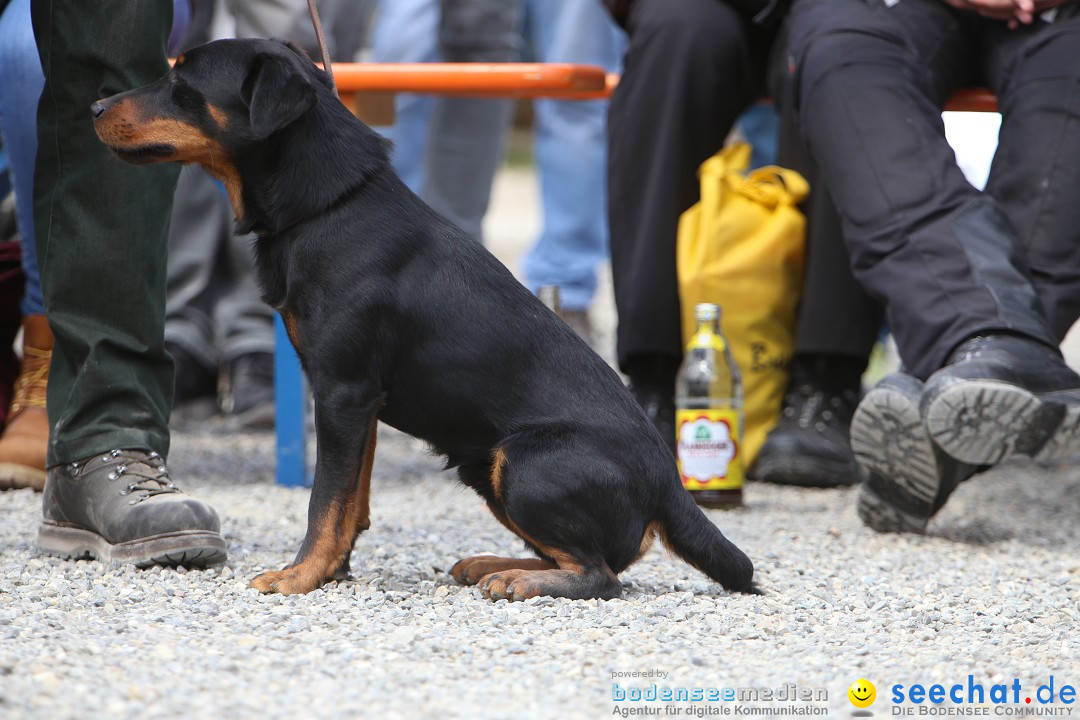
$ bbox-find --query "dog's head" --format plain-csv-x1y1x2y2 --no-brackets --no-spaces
92,38,355,230
92,37,328,165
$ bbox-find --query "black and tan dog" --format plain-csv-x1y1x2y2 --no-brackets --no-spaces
92,38,754,600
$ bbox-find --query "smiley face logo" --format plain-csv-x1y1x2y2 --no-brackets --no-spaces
848,679,876,708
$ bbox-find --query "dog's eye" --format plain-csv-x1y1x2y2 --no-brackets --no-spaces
172,82,204,112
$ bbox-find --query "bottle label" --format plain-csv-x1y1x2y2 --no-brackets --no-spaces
676,409,743,491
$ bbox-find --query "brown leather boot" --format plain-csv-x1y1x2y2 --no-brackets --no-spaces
0,314,51,491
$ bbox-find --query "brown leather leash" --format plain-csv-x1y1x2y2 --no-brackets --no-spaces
307,0,338,98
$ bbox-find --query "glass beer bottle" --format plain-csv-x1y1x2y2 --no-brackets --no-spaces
675,303,744,508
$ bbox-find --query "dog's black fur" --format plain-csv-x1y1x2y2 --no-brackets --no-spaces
92,38,754,599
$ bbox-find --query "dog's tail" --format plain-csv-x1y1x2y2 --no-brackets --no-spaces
654,479,755,593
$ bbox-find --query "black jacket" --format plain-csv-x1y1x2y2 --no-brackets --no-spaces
600,0,790,29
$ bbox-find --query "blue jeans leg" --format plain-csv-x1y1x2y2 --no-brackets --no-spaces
520,0,623,310
419,0,522,242
0,0,44,316
371,0,439,192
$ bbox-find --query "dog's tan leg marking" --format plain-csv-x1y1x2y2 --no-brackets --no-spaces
250,419,378,595
352,420,376,535
249,504,348,595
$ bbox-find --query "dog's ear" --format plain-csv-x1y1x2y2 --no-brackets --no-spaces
241,52,316,139
278,38,313,62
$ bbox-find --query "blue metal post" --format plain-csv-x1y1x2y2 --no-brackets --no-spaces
274,314,309,486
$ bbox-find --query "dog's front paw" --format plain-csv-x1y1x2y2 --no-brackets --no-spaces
249,566,326,595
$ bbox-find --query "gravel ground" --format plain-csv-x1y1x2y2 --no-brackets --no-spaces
1,428,1077,720
1,169,1077,719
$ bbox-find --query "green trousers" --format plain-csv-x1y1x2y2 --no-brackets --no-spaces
33,0,178,466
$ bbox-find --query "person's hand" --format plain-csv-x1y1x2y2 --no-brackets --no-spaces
1004,0,1075,27
1028,0,1076,12
941,0,1072,27
942,0,1032,24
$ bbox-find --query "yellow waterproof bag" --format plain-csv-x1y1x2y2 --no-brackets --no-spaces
677,142,809,466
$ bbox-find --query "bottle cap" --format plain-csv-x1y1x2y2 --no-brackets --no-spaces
694,303,720,322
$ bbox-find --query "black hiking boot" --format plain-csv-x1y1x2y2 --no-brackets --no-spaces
921,334,1080,465
853,373,984,533
753,382,863,488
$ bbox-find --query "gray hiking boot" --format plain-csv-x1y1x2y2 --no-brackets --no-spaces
38,449,227,567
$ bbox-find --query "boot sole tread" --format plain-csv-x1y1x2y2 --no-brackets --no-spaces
851,382,936,534
923,380,1080,465
37,523,227,568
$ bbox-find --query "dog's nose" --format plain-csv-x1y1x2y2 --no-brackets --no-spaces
90,101,107,118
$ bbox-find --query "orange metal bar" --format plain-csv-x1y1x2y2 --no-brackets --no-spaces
331,62,608,99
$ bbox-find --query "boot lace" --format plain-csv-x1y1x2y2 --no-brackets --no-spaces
69,450,181,504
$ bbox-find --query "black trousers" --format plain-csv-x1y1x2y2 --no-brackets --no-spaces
787,0,1080,379
777,81,885,362
607,0,882,374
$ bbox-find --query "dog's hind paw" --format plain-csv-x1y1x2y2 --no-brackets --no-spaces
450,555,556,585
478,569,546,601
476,566,624,602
